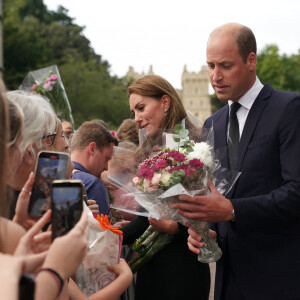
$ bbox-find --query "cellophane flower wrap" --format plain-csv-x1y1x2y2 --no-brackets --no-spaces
76,203,123,296
106,112,239,264
19,65,74,127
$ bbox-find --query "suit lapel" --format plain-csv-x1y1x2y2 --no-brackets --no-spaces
213,105,229,167
237,84,272,170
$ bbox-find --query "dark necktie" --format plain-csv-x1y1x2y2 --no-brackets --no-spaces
228,102,241,172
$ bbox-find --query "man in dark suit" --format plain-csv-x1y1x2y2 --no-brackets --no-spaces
173,23,300,299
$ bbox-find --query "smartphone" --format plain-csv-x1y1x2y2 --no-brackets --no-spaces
28,151,70,217
51,179,84,241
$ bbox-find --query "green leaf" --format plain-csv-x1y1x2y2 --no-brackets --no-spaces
173,124,183,134
178,169,185,177
172,170,179,177
178,129,189,139
173,136,180,143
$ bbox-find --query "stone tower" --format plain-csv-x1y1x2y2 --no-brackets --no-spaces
180,65,211,125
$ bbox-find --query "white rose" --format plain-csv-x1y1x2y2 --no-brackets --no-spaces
160,172,172,187
187,142,213,168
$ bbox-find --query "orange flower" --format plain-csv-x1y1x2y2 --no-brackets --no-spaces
96,214,123,235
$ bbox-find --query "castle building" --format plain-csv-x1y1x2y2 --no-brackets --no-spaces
125,65,211,125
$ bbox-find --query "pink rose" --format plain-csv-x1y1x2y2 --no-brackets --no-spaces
151,173,161,185
43,82,51,89
50,74,58,80
32,84,36,90
132,177,140,185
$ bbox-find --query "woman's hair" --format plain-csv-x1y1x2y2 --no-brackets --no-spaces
0,81,8,218
6,91,56,155
7,99,24,150
0,80,9,251
128,75,188,162
128,75,187,130
117,119,139,146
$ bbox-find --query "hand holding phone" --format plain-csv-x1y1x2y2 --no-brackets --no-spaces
51,180,84,241
28,151,70,217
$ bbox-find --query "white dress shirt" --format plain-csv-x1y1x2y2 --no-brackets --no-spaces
228,77,264,138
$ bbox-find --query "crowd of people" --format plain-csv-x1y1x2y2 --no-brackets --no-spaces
1,22,300,300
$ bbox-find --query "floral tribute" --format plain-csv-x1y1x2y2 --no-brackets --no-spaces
19,65,74,127
123,125,223,272
133,125,213,193
76,205,123,296
96,214,123,235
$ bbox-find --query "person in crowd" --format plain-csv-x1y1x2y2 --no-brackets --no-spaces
91,118,110,129
0,79,89,300
120,74,210,300
102,141,138,222
6,91,58,194
71,121,118,216
172,22,300,300
6,91,99,224
62,120,74,141
117,119,139,146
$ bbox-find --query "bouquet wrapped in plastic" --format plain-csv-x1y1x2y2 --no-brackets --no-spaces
76,203,123,296
106,113,239,265
20,65,74,127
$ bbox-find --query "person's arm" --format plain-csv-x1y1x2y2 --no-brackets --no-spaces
68,259,133,300
121,216,149,244
35,212,88,300
0,253,25,300
0,217,26,254
86,179,110,215
148,218,179,234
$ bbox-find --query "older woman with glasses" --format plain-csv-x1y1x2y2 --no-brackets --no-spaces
6,91,59,192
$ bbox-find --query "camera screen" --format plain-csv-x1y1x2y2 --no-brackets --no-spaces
51,185,82,240
29,153,69,217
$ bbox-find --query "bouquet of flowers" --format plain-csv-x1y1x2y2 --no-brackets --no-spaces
76,203,123,296
20,65,74,127
106,116,239,267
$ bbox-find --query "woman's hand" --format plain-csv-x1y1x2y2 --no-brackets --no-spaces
87,199,99,215
13,172,37,230
113,220,130,228
107,258,133,287
148,218,179,234
14,210,52,273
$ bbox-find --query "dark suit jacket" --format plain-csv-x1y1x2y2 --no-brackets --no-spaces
205,83,300,300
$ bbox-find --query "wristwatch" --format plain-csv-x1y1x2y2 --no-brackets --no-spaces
231,209,235,221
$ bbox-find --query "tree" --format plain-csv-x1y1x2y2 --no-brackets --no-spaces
3,0,130,128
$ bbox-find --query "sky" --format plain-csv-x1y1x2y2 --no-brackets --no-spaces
44,0,300,90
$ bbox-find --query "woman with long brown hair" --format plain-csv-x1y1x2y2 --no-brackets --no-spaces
122,75,210,300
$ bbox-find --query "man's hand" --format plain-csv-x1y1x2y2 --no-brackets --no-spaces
172,182,234,222
187,227,217,255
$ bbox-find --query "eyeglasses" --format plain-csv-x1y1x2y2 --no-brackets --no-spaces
41,132,57,146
